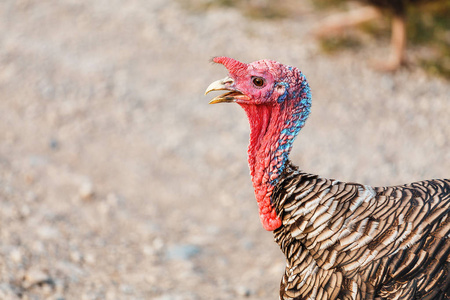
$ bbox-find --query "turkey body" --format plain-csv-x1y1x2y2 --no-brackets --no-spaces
274,161,450,300
206,57,450,300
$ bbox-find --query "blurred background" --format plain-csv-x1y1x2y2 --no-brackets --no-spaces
0,0,449,299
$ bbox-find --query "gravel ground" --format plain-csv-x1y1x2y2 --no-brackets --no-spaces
0,1,449,299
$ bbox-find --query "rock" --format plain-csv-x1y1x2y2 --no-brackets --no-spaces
31,241,45,254
19,204,31,218
70,251,82,263
165,244,201,260
22,268,53,289
84,253,96,265
142,244,155,256
235,285,253,297
9,248,22,263
25,191,37,202
120,284,134,294
37,226,60,240
24,173,36,185
0,283,20,298
97,201,110,216
106,193,120,207
79,180,94,200
49,138,59,150
152,237,164,251
55,261,86,282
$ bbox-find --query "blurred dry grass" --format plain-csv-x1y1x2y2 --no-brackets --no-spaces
186,0,450,79
315,0,450,79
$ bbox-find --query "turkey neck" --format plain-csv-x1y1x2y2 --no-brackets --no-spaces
239,101,304,231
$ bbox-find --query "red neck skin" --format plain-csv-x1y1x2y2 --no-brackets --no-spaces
239,103,290,231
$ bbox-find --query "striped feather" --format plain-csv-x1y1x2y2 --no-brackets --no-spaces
273,161,450,300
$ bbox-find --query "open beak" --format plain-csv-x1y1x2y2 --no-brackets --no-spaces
205,76,247,104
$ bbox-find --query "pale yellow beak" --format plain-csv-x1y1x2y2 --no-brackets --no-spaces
205,76,246,104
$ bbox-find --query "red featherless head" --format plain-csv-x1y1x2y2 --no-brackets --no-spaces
206,57,311,231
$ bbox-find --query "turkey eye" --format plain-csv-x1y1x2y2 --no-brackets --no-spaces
252,77,265,87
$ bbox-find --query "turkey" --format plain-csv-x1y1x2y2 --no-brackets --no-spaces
206,56,450,299
315,0,442,71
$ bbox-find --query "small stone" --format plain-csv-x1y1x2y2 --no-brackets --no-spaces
49,138,59,150
165,244,201,260
41,283,54,295
55,261,85,281
105,290,117,300
145,273,157,285
70,251,82,263
22,268,52,289
242,239,254,250
120,284,134,294
37,226,60,240
0,283,19,298
24,173,36,185
97,202,110,216
9,248,22,263
235,285,252,297
84,253,96,265
106,193,120,207
79,181,94,200
142,245,155,256
25,191,37,202
31,241,45,254
20,204,31,217
152,238,164,251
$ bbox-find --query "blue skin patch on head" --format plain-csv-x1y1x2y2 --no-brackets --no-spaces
276,82,290,103
268,74,312,187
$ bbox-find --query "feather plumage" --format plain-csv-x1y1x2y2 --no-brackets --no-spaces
273,162,450,299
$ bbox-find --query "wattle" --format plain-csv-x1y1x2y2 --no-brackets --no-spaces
241,103,289,231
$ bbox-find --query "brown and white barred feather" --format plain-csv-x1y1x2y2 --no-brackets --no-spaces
272,161,450,300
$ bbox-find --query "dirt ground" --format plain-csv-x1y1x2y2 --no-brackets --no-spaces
0,0,449,299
